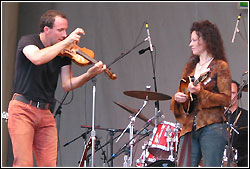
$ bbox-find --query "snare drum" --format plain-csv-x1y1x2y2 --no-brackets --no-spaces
148,121,181,161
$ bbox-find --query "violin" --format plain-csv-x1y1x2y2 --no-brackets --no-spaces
60,42,117,80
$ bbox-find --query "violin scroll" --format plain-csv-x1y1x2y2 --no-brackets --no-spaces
104,68,117,80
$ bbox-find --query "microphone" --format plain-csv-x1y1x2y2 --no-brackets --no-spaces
232,13,241,43
139,46,150,55
138,46,155,55
145,22,154,52
242,70,248,76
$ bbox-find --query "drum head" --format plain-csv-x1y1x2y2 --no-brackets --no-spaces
147,160,175,167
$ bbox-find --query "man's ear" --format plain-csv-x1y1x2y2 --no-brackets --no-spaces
43,26,50,33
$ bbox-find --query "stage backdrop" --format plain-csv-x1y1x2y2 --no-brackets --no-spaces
2,2,248,167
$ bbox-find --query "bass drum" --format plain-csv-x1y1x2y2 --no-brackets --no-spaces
147,160,176,167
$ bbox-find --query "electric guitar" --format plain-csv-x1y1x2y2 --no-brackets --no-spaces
179,71,210,114
79,137,95,167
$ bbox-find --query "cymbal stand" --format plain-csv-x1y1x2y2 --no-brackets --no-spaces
106,125,152,165
115,86,150,167
107,110,161,166
91,77,97,167
224,79,247,167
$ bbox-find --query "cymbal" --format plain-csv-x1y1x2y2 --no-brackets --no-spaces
242,84,248,92
113,101,155,127
238,126,248,132
124,90,172,101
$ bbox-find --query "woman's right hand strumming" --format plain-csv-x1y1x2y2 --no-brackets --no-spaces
174,92,188,103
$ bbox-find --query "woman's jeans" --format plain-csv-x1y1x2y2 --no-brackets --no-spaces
178,123,228,167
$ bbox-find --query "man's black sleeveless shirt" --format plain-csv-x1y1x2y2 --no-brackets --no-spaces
13,34,71,103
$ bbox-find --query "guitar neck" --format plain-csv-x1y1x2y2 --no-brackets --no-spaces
193,79,199,86
193,71,209,86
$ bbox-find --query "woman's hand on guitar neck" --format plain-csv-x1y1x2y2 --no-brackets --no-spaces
174,92,188,103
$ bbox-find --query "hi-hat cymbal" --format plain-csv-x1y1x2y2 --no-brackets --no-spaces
242,84,248,92
113,101,155,127
124,90,172,101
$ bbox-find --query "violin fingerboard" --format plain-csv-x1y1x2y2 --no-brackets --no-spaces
76,49,97,64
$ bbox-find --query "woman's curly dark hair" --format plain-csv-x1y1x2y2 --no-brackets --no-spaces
185,20,228,74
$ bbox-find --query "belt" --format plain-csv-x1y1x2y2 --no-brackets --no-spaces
13,95,50,110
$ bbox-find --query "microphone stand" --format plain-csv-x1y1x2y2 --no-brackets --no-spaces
90,77,97,167
145,22,159,127
54,91,69,166
224,79,247,167
149,48,160,127
63,129,91,147
107,38,148,68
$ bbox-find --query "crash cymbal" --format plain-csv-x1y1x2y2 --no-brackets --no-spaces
113,101,155,127
242,84,248,92
124,90,172,101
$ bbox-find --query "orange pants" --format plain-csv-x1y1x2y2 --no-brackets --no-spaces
8,94,58,167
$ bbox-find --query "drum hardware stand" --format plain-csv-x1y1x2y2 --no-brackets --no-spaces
107,110,161,165
138,138,152,167
84,130,123,167
81,125,136,167
109,130,114,167
115,86,150,167
173,122,181,166
94,139,109,167
224,79,247,167
106,126,152,166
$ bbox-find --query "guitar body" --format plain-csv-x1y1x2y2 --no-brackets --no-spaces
179,71,210,114
179,77,193,113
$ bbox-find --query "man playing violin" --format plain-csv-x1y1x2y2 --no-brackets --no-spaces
7,10,106,167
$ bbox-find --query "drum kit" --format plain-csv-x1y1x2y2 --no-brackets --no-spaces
113,89,182,167
76,82,248,167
